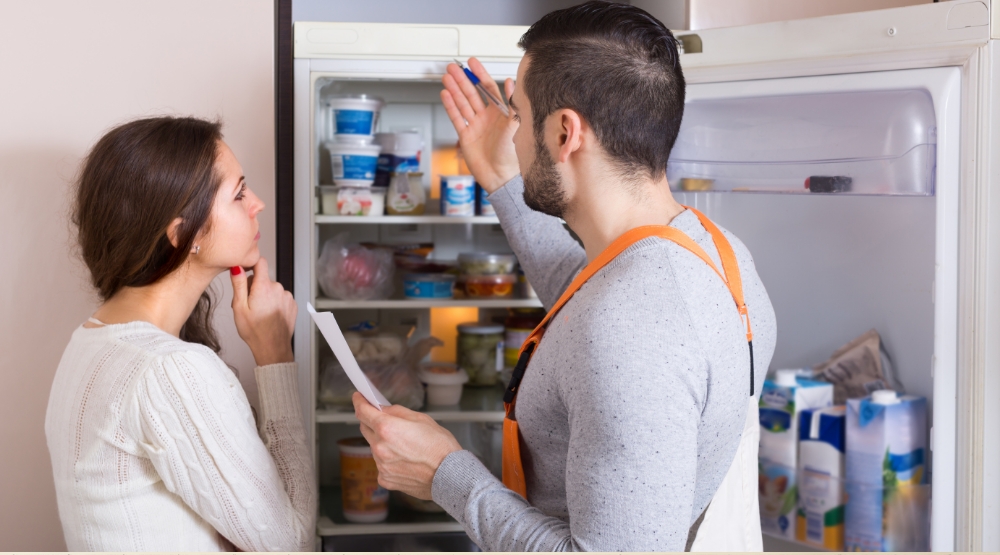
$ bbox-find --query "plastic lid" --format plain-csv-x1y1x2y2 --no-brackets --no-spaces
403,273,456,282
325,141,382,154
775,369,799,387
871,389,900,405
418,363,469,385
337,437,372,456
459,252,516,262
457,322,505,334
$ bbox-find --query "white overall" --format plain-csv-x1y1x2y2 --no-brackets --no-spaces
688,397,763,551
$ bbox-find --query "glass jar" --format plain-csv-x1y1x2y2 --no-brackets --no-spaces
456,323,505,387
503,308,546,368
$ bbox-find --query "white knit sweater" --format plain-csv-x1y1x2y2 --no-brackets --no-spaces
45,321,316,551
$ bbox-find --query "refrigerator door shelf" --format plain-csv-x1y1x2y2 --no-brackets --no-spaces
668,89,937,196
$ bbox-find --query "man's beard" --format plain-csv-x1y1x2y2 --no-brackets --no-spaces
522,136,568,219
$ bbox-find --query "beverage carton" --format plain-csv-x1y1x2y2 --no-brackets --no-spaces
758,369,834,539
845,390,929,551
796,405,846,550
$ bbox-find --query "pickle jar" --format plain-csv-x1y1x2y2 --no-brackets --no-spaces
456,323,505,386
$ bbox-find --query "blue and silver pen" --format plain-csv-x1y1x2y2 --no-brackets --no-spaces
454,59,510,117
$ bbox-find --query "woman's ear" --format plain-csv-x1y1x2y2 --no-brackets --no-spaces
165,217,184,249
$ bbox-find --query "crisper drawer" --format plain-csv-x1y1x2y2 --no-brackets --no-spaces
667,89,937,196
323,530,480,551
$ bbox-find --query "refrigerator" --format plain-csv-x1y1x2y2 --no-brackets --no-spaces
292,1,999,550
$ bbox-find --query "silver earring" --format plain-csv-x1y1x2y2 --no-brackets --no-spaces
192,245,200,255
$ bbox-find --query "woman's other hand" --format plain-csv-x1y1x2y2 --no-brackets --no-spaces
231,257,296,366
441,57,520,194
352,392,462,500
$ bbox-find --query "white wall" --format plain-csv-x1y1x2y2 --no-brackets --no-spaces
0,1,274,549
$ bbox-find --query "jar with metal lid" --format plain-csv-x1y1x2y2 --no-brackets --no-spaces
503,308,546,369
456,323,505,386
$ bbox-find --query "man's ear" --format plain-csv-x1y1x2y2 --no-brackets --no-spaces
165,217,184,249
555,109,584,164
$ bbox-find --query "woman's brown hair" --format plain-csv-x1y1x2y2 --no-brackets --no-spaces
73,116,224,352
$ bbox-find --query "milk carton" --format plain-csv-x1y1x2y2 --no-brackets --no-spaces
796,406,846,550
845,390,929,552
758,369,834,539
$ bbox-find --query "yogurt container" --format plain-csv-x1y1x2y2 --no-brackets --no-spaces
338,437,389,523
328,95,382,142
476,182,495,216
440,175,476,216
403,273,455,299
374,132,422,188
319,185,385,216
326,141,381,187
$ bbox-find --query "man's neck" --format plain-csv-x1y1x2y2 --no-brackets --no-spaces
564,172,686,263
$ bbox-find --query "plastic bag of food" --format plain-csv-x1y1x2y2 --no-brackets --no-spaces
812,328,900,404
318,358,356,410
317,233,394,300
360,336,442,410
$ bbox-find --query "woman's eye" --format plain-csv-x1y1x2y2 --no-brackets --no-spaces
236,183,247,200
512,114,521,123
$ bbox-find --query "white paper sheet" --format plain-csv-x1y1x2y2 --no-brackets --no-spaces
307,303,390,410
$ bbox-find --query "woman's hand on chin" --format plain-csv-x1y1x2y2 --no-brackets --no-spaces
231,257,297,366
352,392,462,500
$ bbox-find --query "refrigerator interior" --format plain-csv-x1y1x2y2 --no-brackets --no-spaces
299,59,961,549
307,71,527,535
670,66,960,551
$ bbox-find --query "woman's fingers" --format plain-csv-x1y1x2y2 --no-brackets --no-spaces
230,266,248,310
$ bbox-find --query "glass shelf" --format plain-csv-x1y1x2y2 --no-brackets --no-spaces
318,486,462,537
313,297,542,310
317,384,506,424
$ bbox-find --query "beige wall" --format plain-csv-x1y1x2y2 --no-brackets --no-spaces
688,0,931,29
0,1,274,549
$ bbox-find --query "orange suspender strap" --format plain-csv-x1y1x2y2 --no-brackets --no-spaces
501,207,754,498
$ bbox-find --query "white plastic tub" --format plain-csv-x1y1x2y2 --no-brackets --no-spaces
418,363,468,406
328,95,382,142
325,141,382,187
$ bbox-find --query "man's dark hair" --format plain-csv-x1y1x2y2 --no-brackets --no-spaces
518,1,685,181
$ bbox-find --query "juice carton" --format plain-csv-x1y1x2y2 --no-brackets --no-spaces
796,405,846,550
758,369,834,539
845,390,929,552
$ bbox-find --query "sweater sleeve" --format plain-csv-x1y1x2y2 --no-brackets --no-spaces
131,349,316,552
488,176,588,310
431,288,707,551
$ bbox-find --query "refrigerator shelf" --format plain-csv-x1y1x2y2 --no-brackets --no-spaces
313,297,543,309
318,486,462,537
315,214,501,225
317,384,506,424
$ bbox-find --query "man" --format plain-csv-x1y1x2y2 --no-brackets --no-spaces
353,2,776,551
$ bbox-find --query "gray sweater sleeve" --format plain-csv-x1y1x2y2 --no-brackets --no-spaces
485,176,587,310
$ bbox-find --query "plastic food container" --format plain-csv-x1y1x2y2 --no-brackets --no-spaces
418,362,468,405
457,274,516,299
458,252,517,276
325,141,382,187
328,95,383,142
475,183,495,216
319,185,385,216
374,132,422,188
439,175,476,216
517,267,537,299
337,437,389,523
504,308,545,368
386,172,426,215
457,323,505,386
403,273,455,299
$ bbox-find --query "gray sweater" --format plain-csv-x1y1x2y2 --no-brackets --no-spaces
432,176,777,551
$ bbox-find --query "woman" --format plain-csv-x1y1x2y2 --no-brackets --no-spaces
45,117,316,551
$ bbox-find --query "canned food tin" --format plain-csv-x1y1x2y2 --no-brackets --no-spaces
440,175,476,216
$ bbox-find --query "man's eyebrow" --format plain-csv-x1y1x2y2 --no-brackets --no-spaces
508,95,517,111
